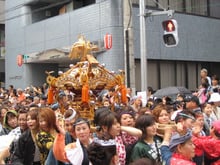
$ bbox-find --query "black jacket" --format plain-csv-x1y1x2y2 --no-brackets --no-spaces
11,129,36,165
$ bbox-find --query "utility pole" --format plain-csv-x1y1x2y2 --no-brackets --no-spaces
123,0,136,93
139,0,147,92
139,1,175,92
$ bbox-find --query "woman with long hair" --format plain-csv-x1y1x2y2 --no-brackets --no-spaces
36,107,59,164
46,107,79,165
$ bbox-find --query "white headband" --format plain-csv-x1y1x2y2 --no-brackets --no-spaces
93,138,116,146
64,108,77,121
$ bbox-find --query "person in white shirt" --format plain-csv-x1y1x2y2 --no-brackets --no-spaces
200,68,211,87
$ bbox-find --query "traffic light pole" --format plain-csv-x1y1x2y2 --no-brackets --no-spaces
145,10,174,17
139,0,147,92
139,0,175,91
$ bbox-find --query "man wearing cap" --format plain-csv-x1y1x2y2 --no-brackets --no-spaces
185,96,201,113
160,128,196,165
192,120,220,165
160,110,196,165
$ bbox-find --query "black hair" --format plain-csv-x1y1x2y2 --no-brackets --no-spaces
94,107,119,140
214,129,220,139
154,98,163,105
5,111,17,126
147,86,154,94
87,142,116,165
135,114,156,140
177,93,185,100
12,89,17,96
114,105,136,123
29,104,39,108
94,107,113,126
130,158,159,165
109,87,115,92
73,118,90,129
18,109,28,115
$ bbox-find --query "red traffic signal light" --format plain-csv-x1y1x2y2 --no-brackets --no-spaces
162,19,179,47
163,20,175,32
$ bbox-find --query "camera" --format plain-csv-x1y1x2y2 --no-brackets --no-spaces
172,100,185,110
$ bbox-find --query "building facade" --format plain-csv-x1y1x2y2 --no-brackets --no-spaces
0,0,5,87
4,0,220,92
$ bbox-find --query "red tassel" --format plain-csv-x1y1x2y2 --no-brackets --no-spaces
82,85,89,103
121,85,127,103
47,87,54,104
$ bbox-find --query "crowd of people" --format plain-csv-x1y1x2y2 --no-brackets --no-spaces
0,68,219,165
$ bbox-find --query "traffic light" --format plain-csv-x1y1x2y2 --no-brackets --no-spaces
162,19,179,47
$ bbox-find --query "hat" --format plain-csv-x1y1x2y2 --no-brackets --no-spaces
189,96,200,106
169,130,192,152
208,93,220,103
212,120,220,134
176,112,195,121
51,102,59,110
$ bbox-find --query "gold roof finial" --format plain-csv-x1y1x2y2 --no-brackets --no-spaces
69,35,98,61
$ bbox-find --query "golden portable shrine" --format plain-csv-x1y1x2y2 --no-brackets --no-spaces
46,35,127,120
